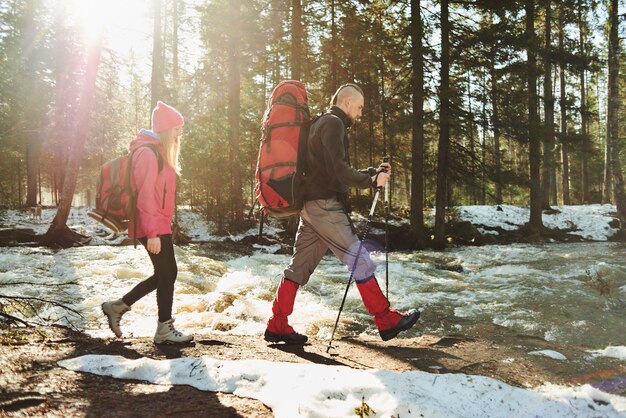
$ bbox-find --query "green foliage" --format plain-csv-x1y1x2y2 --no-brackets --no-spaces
0,0,622,229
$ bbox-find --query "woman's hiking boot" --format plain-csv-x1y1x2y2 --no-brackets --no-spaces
264,278,308,344
356,276,421,341
101,299,130,338
154,318,193,344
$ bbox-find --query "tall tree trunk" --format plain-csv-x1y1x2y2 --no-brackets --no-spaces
269,0,282,85
172,0,179,98
481,98,487,205
601,67,611,203
434,0,450,249
17,158,22,206
26,132,41,207
526,0,543,230
291,0,302,80
171,0,182,235
378,11,388,157
52,7,70,206
467,76,477,205
541,0,554,209
607,0,626,223
41,34,103,246
558,6,570,204
151,0,164,108
23,0,42,207
228,0,244,225
489,20,502,205
603,101,612,203
410,0,425,248
578,4,589,203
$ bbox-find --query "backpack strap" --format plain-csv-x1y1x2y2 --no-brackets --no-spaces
140,144,164,173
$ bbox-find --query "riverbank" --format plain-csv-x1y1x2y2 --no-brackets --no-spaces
0,204,622,249
1,205,625,416
2,324,624,416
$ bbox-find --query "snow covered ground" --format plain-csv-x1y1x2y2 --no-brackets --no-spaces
59,354,626,418
458,204,619,241
2,204,625,417
0,203,620,244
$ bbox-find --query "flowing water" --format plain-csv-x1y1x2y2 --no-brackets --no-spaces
1,242,625,349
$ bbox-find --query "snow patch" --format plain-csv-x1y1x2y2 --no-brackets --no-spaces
59,354,626,418
528,350,568,361
587,346,626,361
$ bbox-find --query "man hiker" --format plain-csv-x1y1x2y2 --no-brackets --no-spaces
264,83,420,344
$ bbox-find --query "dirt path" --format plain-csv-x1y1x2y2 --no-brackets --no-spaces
1,325,624,417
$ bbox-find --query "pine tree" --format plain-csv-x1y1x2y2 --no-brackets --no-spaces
434,0,451,249
606,0,626,223
526,0,544,231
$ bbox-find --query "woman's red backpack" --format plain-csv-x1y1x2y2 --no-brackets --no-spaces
88,145,162,234
255,80,311,218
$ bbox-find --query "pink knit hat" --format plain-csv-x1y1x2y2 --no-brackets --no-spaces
151,101,184,133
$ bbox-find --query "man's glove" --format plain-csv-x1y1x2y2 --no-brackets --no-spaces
371,161,391,188
371,171,390,188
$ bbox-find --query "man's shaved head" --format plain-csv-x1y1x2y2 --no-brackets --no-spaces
331,83,364,107
330,83,365,124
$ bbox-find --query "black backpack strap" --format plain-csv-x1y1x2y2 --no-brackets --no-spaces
299,114,324,186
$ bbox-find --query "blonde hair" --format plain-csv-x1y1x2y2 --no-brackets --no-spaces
159,127,181,175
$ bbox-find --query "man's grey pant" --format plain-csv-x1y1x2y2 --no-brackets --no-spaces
283,197,376,285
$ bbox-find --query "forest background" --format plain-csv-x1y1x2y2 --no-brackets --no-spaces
2,0,626,249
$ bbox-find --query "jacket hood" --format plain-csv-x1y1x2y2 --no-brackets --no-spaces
129,129,162,152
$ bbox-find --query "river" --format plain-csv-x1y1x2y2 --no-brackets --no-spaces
1,242,624,350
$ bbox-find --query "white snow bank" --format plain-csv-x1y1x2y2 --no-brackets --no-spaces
458,204,618,240
528,350,568,361
587,346,626,361
59,354,626,418
1,204,619,244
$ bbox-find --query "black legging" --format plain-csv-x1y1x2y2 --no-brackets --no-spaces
122,234,177,323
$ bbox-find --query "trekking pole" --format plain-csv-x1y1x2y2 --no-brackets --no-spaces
383,156,390,298
326,185,383,354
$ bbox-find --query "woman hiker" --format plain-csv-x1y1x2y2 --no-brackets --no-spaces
101,101,193,345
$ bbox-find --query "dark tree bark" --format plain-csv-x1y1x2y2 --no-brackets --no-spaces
151,0,164,108
489,13,502,205
526,0,543,230
603,115,612,203
330,0,337,91
172,0,180,95
228,0,244,225
607,0,626,223
291,0,302,80
578,3,590,203
41,34,103,247
378,11,388,158
434,0,450,249
23,0,42,207
558,5,570,205
467,77,477,205
541,0,554,210
26,135,41,207
409,0,425,248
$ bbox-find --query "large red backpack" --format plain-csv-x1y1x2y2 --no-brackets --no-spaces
255,80,311,218
88,145,162,234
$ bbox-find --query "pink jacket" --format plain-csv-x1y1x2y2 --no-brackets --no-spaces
128,130,177,239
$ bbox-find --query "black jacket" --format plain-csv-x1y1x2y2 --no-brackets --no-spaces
303,106,376,201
